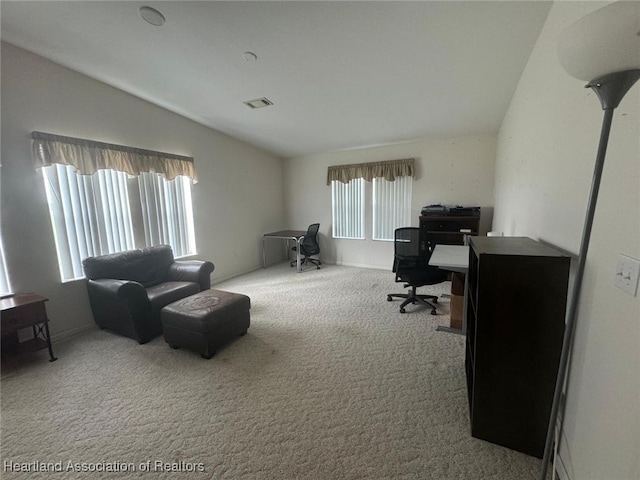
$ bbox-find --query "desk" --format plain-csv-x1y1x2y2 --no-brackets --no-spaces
1,293,58,362
262,230,307,272
429,245,469,335
429,245,469,272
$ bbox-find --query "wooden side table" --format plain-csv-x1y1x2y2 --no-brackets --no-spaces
1,293,58,362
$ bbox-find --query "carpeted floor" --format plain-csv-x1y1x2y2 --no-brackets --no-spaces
1,263,546,479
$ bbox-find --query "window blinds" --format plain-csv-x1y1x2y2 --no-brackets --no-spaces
42,164,135,281
138,173,196,258
328,158,414,242
331,178,365,239
0,231,12,295
372,176,412,241
34,132,198,282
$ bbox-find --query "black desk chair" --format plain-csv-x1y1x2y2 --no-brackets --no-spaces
290,223,321,270
387,227,447,314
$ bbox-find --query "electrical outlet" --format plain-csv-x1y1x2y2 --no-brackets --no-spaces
614,254,640,296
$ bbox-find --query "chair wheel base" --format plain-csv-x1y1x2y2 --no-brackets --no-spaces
387,290,440,315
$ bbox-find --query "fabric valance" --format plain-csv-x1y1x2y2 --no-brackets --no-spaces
32,131,197,182
326,158,415,185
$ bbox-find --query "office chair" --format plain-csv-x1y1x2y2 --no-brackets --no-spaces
290,223,321,270
387,227,447,314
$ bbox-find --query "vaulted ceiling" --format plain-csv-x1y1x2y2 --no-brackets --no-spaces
1,1,552,158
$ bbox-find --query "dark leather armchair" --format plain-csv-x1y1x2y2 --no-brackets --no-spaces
82,245,214,344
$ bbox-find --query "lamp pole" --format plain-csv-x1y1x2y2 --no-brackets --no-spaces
540,69,640,480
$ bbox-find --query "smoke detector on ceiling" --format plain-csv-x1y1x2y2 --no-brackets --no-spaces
243,97,274,109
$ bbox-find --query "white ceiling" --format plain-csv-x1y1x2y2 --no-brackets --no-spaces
1,1,552,158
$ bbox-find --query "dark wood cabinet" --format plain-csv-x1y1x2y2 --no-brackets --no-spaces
419,215,480,246
465,237,569,458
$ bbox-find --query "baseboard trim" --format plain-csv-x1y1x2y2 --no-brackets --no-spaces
213,265,265,285
51,323,97,344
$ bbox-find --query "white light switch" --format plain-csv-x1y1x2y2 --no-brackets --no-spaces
614,254,640,296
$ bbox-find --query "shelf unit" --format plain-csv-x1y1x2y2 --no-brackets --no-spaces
419,215,480,246
465,237,569,458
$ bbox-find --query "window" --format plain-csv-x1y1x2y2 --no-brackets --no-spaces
33,131,198,283
327,158,415,241
372,175,412,241
331,178,365,239
0,230,12,296
138,173,196,258
43,166,197,282
43,164,136,281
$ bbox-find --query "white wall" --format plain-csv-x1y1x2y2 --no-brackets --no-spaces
493,2,639,479
1,42,285,339
284,134,496,269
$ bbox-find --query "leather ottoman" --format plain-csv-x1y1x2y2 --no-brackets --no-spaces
161,289,250,359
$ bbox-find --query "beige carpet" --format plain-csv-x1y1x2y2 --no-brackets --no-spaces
1,263,546,479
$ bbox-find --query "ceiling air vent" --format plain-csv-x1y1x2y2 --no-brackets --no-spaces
243,97,274,109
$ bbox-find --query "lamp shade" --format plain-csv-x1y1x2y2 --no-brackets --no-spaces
557,1,640,81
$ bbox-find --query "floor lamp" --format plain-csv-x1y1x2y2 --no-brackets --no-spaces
541,3,640,480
